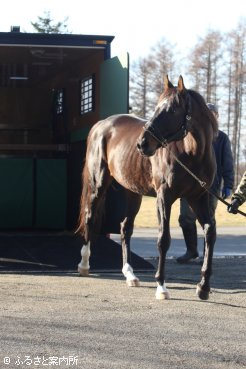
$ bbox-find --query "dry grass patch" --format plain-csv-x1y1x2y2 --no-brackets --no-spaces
134,196,246,228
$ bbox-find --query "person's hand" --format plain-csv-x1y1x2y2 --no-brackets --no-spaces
227,199,240,214
222,187,231,199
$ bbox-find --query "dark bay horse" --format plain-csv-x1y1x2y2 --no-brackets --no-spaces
77,75,218,300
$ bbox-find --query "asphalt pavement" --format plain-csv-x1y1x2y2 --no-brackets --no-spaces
111,226,246,259
0,226,245,369
0,258,245,369
0,226,245,273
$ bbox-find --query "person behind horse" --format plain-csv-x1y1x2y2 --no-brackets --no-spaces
177,103,234,263
228,171,246,213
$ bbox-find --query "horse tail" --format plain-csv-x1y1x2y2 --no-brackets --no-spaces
76,160,92,242
76,124,110,243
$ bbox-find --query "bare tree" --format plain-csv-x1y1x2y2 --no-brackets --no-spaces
187,30,223,103
130,57,154,117
147,38,177,106
130,38,177,118
129,25,246,181
224,21,246,183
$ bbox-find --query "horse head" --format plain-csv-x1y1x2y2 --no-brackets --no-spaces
137,75,191,156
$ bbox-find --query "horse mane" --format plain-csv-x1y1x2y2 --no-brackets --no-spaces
187,89,218,140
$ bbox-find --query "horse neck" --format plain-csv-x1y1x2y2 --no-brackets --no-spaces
184,118,214,157
166,132,200,157
185,90,217,156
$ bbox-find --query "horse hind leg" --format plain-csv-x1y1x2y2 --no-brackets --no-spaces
121,191,142,287
122,262,140,287
78,157,111,277
78,244,91,276
78,194,106,276
78,183,110,277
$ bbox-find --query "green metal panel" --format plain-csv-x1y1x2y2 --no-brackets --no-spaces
35,159,67,229
0,158,33,228
100,53,129,119
70,127,91,142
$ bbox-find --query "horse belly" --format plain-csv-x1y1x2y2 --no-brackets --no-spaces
108,157,153,196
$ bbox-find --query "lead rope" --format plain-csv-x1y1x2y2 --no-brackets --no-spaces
170,149,246,218
144,123,246,217
144,125,246,217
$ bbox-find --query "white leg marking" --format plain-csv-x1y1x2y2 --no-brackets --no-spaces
122,263,140,287
78,244,91,276
155,283,170,300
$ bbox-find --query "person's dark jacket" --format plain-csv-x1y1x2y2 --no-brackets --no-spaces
211,130,234,193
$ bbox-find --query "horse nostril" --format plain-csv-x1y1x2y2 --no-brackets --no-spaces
137,137,149,153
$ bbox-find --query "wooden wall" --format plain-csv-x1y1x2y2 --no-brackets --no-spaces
0,87,53,144
0,49,104,146
40,50,105,144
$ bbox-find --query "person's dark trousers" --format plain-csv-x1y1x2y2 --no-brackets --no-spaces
177,224,199,263
177,196,218,263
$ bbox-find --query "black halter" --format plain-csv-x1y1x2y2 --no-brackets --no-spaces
144,93,192,147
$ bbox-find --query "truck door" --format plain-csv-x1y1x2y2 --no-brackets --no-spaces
100,53,129,118
99,53,129,234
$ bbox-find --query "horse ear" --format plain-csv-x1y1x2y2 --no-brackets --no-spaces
164,75,174,90
177,75,186,92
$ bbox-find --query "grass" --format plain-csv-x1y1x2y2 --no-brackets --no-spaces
134,196,246,228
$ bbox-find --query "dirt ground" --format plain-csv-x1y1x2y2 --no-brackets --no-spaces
0,258,245,369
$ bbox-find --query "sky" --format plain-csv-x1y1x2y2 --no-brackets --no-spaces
1,0,246,69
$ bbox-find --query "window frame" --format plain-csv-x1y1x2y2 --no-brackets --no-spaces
54,88,64,115
80,75,95,115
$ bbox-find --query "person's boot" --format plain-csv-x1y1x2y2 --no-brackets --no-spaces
176,224,199,263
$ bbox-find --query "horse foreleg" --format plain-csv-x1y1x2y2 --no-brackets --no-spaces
190,194,217,300
155,233,171,300
196,223,216,300
121,192,142,287
78,243,91,276
155,190,172,300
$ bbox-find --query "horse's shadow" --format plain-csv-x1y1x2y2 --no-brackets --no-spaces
84,269,246,309
89,257,246,293
1,261,245,309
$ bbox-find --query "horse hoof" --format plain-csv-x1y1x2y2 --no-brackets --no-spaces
127,278,140,287
155,291,170,300
196,283,210,300
78,266,90,277
155,285,170,300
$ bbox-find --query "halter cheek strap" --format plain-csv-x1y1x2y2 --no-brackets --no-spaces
144,113,191,148
144,92,192,147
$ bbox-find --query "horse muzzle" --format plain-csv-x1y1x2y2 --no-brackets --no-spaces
137,136,157,157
